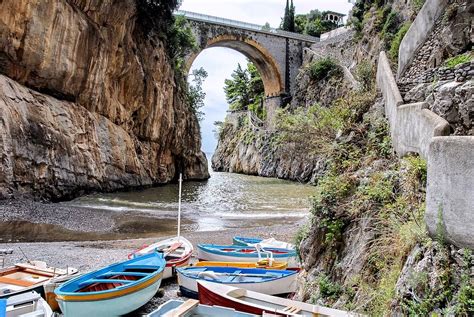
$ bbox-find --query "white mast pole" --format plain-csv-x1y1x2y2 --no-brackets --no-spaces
177,173,183,241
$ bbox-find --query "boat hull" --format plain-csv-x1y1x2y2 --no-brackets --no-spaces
197,247,298,268
197,281,358,317
57,279,161,317
177,271,297,297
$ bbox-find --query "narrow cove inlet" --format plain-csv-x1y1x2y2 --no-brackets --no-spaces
0,156,315,243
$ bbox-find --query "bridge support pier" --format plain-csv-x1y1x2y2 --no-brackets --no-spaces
264,95,283,129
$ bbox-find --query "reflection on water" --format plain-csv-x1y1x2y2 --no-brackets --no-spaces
64,154,315,232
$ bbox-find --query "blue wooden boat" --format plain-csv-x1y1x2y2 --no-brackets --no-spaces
146,299,258,316
177,266,298,299
197,244,298,267
233,236,295,249
54,252,165,317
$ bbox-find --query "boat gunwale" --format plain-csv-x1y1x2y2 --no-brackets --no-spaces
198,245,296,258
54,253,165,299
177,266,297,284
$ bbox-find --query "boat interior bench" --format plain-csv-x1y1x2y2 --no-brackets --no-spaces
78,279,134,287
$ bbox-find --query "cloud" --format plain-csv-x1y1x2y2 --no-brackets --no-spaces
183,1,353,153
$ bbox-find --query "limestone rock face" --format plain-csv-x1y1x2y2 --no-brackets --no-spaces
211,120,326,183
0,0,209,200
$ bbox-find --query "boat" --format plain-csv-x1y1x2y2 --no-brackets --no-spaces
0,260,78,299
197,244,299,268
233,236,295,250
198,280,362,316
194,259,288,270
177,266,298,299
128,174,194,279
145,299,258,316
128,236,193,279
5,291,53,317
54,252,165,317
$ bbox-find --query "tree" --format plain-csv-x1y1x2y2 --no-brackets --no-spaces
288,0,296,32
187,67,208,121
224,61,265,118
281,0,296,32
224,63,251,111
282,0,290,31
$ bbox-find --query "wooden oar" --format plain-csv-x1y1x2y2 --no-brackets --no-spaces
164,242,183,256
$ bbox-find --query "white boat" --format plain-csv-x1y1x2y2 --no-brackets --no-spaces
177,266,298,299
129,236,193,279
233,236,295,250
198,281,363,316
5,291,53,317
146,299,258,316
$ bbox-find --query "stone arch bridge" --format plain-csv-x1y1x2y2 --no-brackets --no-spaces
176,10,319,123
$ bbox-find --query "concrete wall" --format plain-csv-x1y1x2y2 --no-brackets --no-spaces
426,136,474,250
376,51,404,145
377,51,450,159
395,103,451,158
377,51,474,250
397,0,449,78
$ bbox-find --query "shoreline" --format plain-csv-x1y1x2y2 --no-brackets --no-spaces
0,199,307,243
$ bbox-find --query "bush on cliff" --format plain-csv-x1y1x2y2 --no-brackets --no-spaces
388,22,411,61
308,58,343,81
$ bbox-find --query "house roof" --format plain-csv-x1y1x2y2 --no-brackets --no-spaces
324,11,346,17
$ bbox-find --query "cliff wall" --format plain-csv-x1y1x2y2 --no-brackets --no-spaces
0,0,209,200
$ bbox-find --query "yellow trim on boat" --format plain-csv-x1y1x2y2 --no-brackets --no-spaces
56,272,162,302
195,261,288,270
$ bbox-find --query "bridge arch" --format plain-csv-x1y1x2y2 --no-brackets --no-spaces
186,35,284,97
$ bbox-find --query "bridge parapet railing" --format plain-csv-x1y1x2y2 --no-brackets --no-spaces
175,10,319,43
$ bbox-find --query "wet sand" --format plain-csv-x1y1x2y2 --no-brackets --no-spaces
0,199,305,314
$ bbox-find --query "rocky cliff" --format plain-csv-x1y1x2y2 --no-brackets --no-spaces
0,0,209,200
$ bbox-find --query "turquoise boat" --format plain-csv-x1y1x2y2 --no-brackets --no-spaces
54,252,165,317
146,299,258,316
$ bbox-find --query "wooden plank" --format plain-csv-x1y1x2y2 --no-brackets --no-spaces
168,299,199,317
0,276,36,287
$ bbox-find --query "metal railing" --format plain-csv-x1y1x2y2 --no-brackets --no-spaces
175,10,319,43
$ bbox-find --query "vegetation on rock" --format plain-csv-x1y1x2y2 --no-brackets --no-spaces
443,52,473,69
308,58,343,81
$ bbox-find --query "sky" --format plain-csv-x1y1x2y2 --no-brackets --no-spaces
181,0,354,153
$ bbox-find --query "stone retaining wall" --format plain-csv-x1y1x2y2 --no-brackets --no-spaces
399,61,474,95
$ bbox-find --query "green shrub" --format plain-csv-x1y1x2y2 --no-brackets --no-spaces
412,0,426,13
443,53,473,69
355,60,375,91
308,58,343,81
381,11,400,45
389,22,411,61
318,275,343,300
294,223,310,260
